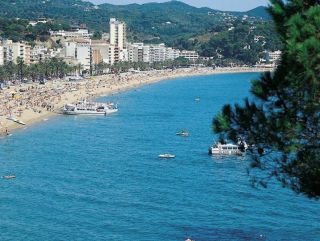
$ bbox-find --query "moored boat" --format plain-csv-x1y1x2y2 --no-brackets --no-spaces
158,154,176,159
2,175,16,179
62,100,118,115
208,139,248,155
176,130,190,137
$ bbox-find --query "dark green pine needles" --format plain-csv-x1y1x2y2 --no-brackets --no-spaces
213,0,320,198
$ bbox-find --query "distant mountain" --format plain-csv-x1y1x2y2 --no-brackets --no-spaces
245,6,272,20
0,0,281,65
231,6,271,20
0,0,273,44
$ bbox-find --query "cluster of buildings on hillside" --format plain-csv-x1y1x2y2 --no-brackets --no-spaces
0,18,199,72
0,18,281,72
0,40,63,66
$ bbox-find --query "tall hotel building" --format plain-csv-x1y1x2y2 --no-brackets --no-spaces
109,18,127,51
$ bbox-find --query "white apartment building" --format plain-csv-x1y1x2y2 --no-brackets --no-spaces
127,43,200,63
265,50,282,64
64,39,92,70
0,45,4,66
65,41,77,58
108,45,119,65
50,28,92,40
76,43,91,70
128,43,144,62
179,50,199,61
110,18,127,51
30,45,56,63
165,47,180,60
142,45,151,63
3,40,31,65
91,40,110,65
3,43,13,63
149,44,167,62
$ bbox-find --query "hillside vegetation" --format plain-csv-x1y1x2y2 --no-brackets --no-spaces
0,0,282,64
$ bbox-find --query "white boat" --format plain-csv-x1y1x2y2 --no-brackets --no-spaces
2,175,16,179
208,139,248,155
6,116,26,125
158,154,176,159
176,130,190,137
62,100,118,115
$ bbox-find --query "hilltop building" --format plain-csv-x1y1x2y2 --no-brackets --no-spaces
50,27,92,40
30,45,61,64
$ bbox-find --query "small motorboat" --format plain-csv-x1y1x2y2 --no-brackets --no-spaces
2,175,16,179
194,97,200,102
176,130,190,137
158,154,176,159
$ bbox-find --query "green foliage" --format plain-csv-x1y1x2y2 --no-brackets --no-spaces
92,31,102,40
0,17,70,42
213,0,320,198
0,0,283,64
0,58,77,82
0,1,276,44
170,20,282,65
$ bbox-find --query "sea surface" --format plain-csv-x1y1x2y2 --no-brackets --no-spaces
0,73,319,241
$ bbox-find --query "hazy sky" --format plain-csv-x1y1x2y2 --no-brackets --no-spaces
89,0,270,11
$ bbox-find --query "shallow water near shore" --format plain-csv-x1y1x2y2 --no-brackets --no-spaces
0,73,319,241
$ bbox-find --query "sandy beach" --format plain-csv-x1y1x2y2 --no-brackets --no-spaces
0,67,272,135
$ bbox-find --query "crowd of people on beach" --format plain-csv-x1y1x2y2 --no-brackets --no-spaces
0,67,271,136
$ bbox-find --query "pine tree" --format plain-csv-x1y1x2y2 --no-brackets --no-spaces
213,0,320,198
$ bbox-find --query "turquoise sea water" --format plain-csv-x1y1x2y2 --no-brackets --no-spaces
0,73,319,241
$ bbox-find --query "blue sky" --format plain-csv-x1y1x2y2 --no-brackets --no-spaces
89,0,270,11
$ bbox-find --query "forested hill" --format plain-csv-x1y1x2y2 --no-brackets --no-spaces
0,0,280,65
231,6,272,20
0,0,270,40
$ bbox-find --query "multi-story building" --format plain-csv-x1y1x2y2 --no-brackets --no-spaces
0,44,4,66
126,43,200,64
142,45,151,63
265,50,282,65
65,41,77,58
76,41,91,71
109,18,128,63
149,44,166,62
179,50,199,61
128,43,144,62
108,45,120,65
64,39,92,70
50,27,92,40
110,18,127,51
3,40,31,65
3,42,13,63
165,47,180,61
30,45,52,63
91,40,109,65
